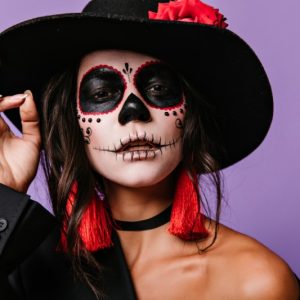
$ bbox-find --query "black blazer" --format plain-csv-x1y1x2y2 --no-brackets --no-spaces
0,184,137,300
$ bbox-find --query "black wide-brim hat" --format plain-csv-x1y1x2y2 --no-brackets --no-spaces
0,0,273,169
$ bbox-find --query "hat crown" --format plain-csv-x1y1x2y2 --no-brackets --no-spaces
83,0,168,19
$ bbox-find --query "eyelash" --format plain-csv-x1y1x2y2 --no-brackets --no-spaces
146,83,169,94
92,88,118,100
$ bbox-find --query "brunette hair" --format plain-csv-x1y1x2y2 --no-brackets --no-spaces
41,60,222,299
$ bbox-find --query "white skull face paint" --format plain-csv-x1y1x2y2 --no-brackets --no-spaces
77,50,186,187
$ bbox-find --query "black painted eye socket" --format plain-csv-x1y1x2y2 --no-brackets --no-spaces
79,67,125,113
135,63,183,108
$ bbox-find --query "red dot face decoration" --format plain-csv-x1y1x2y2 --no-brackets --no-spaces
76,50,186,188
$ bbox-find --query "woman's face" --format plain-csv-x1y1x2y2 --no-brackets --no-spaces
77,50,186,187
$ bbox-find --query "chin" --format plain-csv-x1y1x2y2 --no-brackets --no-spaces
96,158,180,188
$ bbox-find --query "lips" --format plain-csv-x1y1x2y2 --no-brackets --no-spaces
116,141,160,153
92,134,180,156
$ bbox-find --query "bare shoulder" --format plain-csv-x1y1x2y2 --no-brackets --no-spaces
210,223,300,299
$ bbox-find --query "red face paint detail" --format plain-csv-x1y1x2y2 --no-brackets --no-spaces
78,64,127,116
133,60,184,110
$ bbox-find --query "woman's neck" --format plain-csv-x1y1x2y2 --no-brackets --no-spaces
105,174,175,221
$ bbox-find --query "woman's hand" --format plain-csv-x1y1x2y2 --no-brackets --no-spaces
0,91,41,192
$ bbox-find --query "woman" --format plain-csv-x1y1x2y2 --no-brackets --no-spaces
0,0,299,299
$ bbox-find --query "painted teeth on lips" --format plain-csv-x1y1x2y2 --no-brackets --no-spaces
118,141,159,153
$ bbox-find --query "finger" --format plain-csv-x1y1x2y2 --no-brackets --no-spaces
0,113,10,133
0,94,27,134
19,90,41,146
0,93,27,112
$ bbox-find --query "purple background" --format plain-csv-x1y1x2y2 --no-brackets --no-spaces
0,0,299,276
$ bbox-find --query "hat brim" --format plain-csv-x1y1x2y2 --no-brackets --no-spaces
0,13,273,169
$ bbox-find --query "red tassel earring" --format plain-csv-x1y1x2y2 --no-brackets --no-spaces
168,169,208,240
60,181,113,252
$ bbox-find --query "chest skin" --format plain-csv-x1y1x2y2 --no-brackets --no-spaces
125,225,300,300
132,252,209,300
117,228,210,300
116,224,253,300
130,250,244,300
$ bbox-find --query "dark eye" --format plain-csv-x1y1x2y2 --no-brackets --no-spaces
147,84,169,95
92,88,117,101
79,66,125,113
135,63,183,108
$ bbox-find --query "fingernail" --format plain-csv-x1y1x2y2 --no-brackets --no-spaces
24,90,32,96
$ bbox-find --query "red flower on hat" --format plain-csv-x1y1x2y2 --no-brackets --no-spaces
148,0,228,29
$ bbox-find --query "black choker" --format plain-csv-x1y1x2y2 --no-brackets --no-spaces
114,205,172,231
